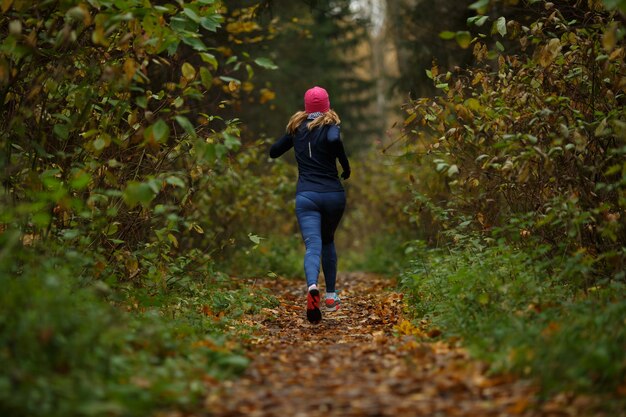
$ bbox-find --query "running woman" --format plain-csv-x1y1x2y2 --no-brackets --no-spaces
269,86,351,324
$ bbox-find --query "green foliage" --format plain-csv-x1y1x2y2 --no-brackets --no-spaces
603,0,626,13
401,239,626,395
0,0,280,286
186,138,296,260
403,1,626,282
0,2,284,415
399,0,626,403
0,248,277,417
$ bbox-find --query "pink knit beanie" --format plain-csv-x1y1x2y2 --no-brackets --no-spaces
304,86,330,114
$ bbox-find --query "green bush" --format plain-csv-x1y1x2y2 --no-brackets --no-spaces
402,1,626,282
0,235,277,417
401,238,626,395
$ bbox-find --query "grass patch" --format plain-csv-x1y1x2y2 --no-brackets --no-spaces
401,239,626,397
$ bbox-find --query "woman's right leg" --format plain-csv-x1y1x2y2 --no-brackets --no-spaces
321,243,337,292
320,191,346,296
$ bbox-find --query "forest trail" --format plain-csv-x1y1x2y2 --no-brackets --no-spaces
202,273,595,417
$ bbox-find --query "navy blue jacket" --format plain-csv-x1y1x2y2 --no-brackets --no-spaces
269,121,351,193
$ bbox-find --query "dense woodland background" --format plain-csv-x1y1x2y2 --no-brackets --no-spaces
1,0,625,415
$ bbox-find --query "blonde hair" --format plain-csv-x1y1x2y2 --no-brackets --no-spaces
286,110,341,134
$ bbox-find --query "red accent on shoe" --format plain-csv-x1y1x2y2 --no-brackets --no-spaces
325,298,340,311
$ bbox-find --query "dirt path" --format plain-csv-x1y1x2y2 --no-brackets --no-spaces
203,273,602,417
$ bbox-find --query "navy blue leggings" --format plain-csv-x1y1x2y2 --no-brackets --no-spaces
295,191,346,291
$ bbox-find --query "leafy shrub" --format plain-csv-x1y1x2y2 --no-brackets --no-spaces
0,240,276,417
399,0,626,403
403,1,626,282
0,0,284,287
401,238,626,395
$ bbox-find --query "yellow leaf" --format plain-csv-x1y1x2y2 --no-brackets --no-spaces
127,110,137,126
404,112,417,126
228,80,240,92
182,62,196,81
456,31,472,49
472,72,483,85
518,162,531,183
538,38,561,68
167,233,179,248
92,26,107,46
123,58,137,82
594,118,608,137
1,0,13,13
609,47,623,61
602,22,618,53
259,88,275,104
394,320,425,337
455,103,470,120
200,67,213,90
478,292,490,305
431,63,439,77
464,97,482,112
242,81,254,93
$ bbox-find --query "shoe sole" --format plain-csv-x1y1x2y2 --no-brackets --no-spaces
307,289,322,324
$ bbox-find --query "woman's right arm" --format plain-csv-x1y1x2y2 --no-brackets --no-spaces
269,134,294,158
327,125,350,179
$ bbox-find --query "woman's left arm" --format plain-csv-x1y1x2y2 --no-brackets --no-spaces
269,134,294,158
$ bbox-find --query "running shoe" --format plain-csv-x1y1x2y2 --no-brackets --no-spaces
306,288,322,323
325,295,341,311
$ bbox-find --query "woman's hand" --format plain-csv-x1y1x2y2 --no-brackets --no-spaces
341,170,351,180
